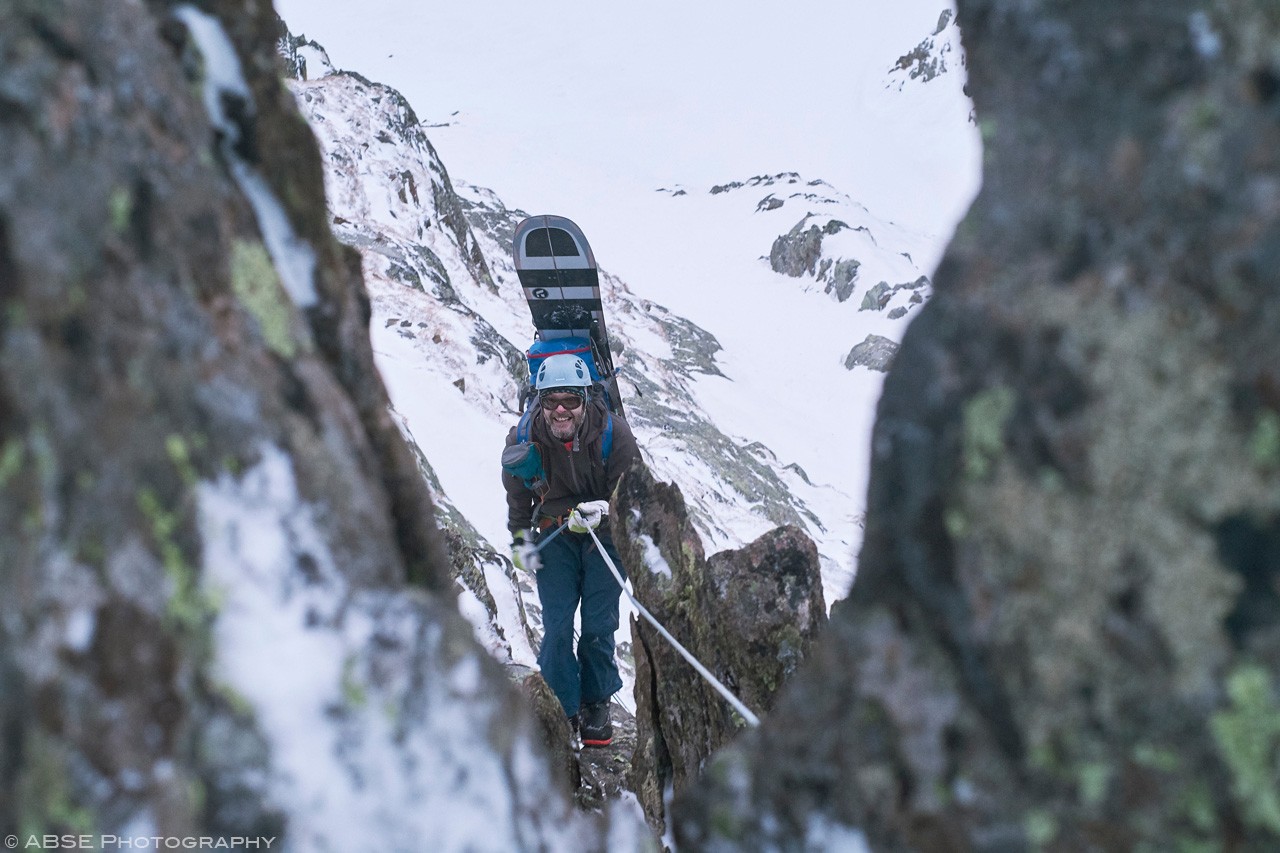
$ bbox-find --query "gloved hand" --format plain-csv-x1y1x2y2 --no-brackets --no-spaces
511,529,540,573
568,500,610,534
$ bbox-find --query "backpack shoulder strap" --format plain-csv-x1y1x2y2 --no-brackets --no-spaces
517,403,535,444
602,412,613,465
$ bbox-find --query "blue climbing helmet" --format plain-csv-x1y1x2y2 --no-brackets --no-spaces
535,353,592,394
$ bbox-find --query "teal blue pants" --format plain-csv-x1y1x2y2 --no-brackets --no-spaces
534,527,626,717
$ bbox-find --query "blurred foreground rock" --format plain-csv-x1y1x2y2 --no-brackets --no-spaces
0,1,638,847
676,2,1280,850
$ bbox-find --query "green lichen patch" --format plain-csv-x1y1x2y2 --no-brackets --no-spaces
0,438,26,488
230,239,297,359
165,433,206,487
963,385,1016,480
1078,761,1112,807
1181,778,1218,834
1024,808,1058,847
108,185,133,234
341,654,368,709
1210,664,1280,834
1133,742,1181,773
17,732,97,839
137,488,217,634
1249,410,1280,469
944,507,969,538
212,678,255,718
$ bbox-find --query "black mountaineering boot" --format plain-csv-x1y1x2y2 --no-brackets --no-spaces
580,700,612,747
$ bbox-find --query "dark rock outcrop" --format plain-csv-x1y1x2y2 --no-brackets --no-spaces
677,2,1280,850
821,258,862,302
890,9,960,87
844,334,899,373
769,216,870,303
612,464,826,837
859,275,929,312
576,703,640,812
769,216,849,279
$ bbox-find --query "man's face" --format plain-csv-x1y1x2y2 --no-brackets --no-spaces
540,390,586,440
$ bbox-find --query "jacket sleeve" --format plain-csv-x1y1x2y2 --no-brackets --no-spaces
604,414,642,500
502,424,537,533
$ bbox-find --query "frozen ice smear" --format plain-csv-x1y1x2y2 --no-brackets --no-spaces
177,5,318,308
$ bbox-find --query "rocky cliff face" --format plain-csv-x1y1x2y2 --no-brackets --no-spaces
676,1,1280,850
889,10,963,89
0,1,638,846
611,463,827,838
756,173,933,318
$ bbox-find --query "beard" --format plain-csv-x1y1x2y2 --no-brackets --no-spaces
548,413,579,440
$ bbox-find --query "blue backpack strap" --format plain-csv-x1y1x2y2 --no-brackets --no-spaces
517,403,534,444
511,403,548,498
602,412,613,465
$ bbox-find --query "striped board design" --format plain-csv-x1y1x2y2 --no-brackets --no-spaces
512,214,624,416
513,214,602,337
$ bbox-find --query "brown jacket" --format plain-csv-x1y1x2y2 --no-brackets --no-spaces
502,398,640,532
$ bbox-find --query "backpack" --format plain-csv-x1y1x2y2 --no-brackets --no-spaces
518,335,618,416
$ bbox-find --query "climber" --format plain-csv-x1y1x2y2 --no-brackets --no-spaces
501,352,640,747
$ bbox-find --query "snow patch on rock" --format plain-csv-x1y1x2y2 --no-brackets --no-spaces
639,533,673,580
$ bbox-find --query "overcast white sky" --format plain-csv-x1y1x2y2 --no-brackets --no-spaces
275,0,980,240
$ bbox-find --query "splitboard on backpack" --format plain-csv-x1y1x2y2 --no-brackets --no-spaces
512,215,625,419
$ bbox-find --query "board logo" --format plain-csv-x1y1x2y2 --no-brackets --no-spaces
532,288,549,299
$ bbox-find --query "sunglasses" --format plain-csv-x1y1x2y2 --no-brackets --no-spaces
540,393,585,411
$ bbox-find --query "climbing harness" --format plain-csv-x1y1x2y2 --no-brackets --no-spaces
532,519,571,554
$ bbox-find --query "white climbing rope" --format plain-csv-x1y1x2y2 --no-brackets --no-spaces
584,523,762,728
532,519,570,553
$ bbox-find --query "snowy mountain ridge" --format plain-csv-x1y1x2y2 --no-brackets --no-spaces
888,8,965,89
278,23,952,651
